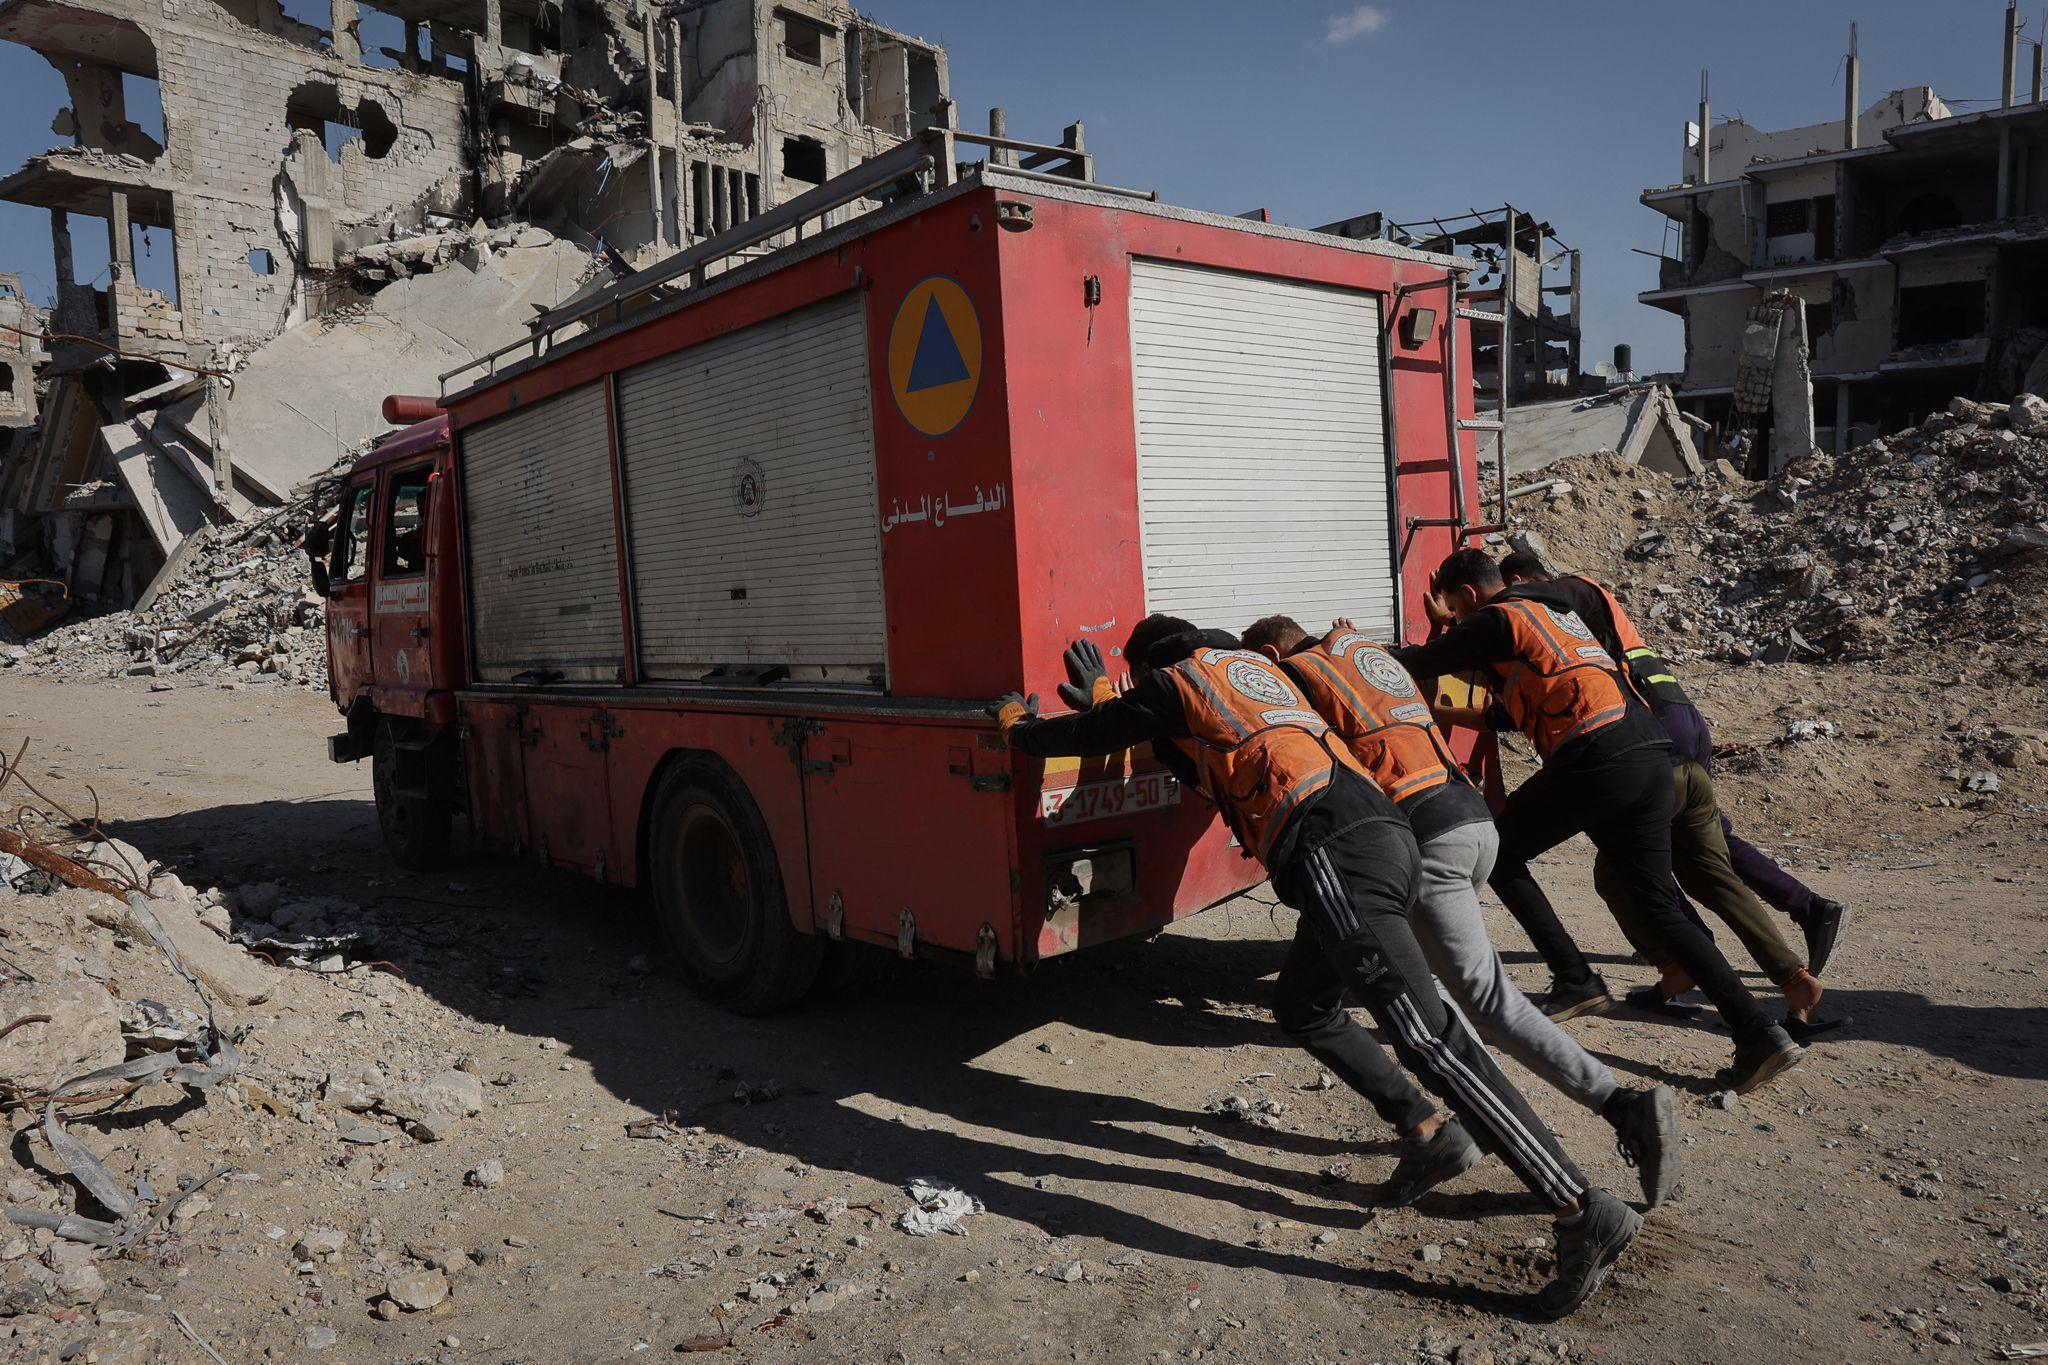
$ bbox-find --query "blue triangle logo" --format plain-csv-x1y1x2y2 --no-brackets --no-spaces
906,295,971,392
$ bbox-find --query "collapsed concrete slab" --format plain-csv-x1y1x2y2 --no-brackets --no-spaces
1507,383,1705,480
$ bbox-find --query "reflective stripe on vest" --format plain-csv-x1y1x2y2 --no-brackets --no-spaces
1162,648,1361,862
1581,577,1687,708
1287,634,1463,805
1487,599,1629,760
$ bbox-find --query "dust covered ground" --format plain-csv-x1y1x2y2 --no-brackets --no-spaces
1,672,2045,1365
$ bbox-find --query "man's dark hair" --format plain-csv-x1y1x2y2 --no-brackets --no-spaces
1498,550,1551,583
1240,614,1308,655
1431,547,1505,597
1124,614,1198,669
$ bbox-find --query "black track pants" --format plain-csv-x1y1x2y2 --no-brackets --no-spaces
1489,743,1775,1046
1270,818,1589,1211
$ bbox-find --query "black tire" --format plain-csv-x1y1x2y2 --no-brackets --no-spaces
649,758,822,1014
372,719,452,871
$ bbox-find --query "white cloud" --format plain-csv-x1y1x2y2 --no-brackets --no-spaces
1324,5,1389,43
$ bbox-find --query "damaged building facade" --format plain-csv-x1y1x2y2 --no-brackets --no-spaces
0,0,947,603
1642,8,2048,461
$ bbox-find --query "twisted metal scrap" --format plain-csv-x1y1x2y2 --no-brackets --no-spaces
0,740,239,1249
5,895,241,1249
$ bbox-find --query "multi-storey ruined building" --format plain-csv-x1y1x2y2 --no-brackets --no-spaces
0,0,948,600
1641,8,2048,458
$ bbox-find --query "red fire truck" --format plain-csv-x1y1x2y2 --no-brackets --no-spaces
313,127,1491,1012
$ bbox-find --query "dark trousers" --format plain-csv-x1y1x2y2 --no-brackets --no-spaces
1270,817,1589,1211
1657,702,1820,922
1489,742,1776,1047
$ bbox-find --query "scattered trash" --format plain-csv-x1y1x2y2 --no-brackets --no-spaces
898,1178,985,1238
1782,719,1839,743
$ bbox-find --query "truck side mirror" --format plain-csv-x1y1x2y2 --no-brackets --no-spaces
304,521,332,596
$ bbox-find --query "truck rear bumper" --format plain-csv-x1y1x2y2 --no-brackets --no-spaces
328,731,367,764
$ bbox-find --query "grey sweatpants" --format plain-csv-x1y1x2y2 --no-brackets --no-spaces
1413,820,1618,1114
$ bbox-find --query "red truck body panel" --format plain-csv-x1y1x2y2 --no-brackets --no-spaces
330,174,1485,972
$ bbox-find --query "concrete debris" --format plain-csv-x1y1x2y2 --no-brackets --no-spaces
1513,401,2048,668
382,1266,450,1312
0,980,124,1094
1507,382,1705,479
898,1179,986,1238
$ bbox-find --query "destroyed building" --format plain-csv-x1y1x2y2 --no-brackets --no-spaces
1319,205,1587,406
1641,7,2048,458
0,0,948,602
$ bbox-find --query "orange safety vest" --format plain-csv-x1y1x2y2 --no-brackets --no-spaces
1161,648,1364,862
1576,577,1690,709
1284,632,1465,804
1486,598,1630,760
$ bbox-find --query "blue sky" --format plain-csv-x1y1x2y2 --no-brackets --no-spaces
0,0,2030,371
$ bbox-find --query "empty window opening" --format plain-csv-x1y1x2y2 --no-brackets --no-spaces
129,222,180,304
781,12,827,66
248,248,275,275
691,160,710,238
746,172,762,219
906,48,942,133
287,82,397,160
1896,192,1962,238
382,467,433,575
782,135,826,185
0,369,16,398
1805,300,1834,339
1897,280,1986,347
273,0,335,48
120,73,167,157
843,27,862,117
354,4,412,69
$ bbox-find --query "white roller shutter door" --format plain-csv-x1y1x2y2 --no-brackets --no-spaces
615,294,886,684
460,382,625,682
1128,260,1394,639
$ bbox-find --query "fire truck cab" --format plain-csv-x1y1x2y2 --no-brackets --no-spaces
315,127,1488,1013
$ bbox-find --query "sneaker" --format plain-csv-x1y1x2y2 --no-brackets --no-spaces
1803,900,1853,977
1542,974,1617,1022
1721,1025,1805,1094
1536,1187,1643,1319
1379,1119,1482,1207
1622,984,1705,1021
1603,1085,1680,1208
1783,1011,1851,1046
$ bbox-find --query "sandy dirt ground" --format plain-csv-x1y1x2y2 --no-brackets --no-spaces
1,671,2045,1365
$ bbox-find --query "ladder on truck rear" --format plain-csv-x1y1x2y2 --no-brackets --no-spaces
1308,214,1510,543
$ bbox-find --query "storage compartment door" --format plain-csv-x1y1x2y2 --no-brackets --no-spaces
615,294,887,685
458,382,625,683
1128,260,1394,638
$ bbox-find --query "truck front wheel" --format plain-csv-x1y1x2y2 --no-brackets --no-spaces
373,719,452,871
649,760,821,1014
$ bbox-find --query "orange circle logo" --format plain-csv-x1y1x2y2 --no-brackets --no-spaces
887,276,982,438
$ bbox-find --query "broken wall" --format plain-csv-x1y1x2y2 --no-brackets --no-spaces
150,14,470,342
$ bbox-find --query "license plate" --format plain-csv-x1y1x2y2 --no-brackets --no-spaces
1040,771,1181,827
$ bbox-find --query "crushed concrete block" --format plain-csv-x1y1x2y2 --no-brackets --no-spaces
126,895,278,1007
0,981,123,1092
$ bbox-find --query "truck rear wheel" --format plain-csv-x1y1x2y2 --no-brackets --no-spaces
649,759,821,1014
373,719,452,871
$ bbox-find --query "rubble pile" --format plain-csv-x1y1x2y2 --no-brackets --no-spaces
1515,394,2048,675
0,457,350,690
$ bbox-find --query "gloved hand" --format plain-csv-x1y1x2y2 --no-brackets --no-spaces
988,691,1039,744
1057,639,1115,711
